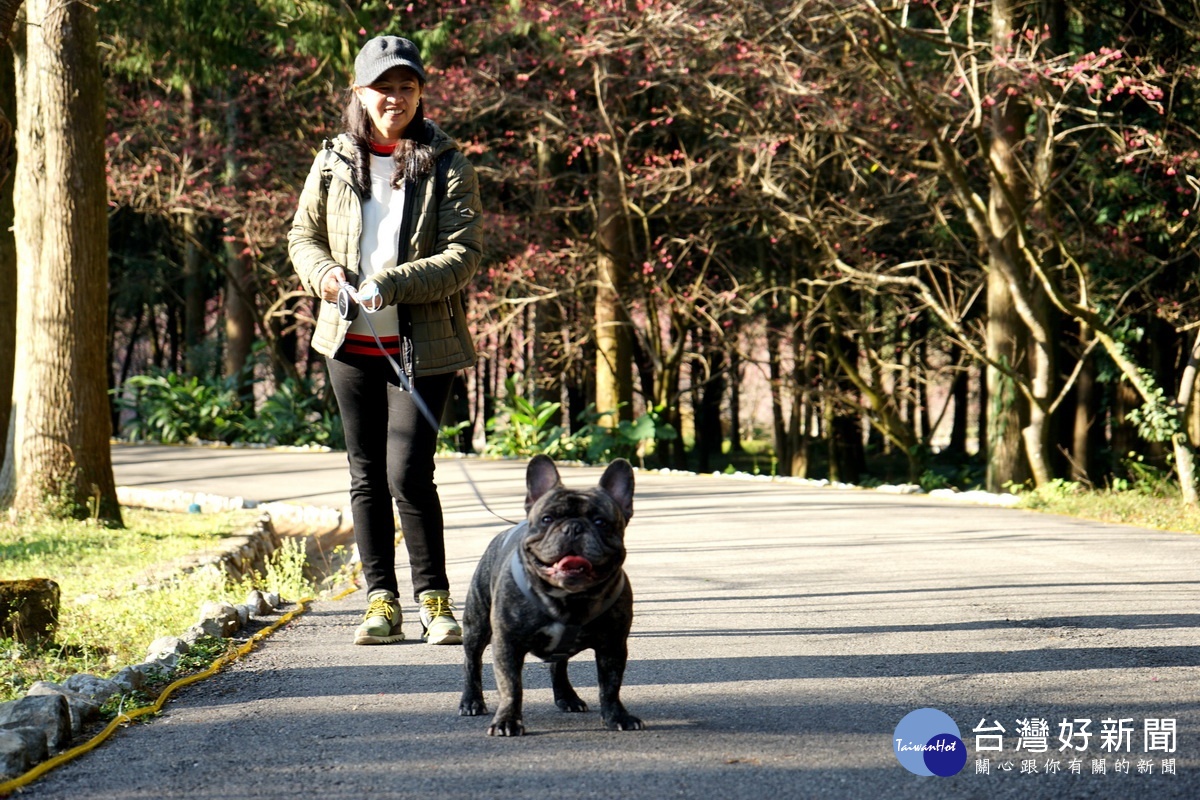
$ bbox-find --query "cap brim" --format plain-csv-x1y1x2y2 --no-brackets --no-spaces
357,58,426,86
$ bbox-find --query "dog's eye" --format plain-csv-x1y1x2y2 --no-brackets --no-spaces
593,518,607,529
541,515,553,525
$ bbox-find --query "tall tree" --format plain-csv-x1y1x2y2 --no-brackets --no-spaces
0,26,16,468
986,0,1037,491
220,91,255,386
594,139,635,428
1,0,120,522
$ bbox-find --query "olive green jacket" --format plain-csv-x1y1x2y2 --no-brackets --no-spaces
287,123,482,375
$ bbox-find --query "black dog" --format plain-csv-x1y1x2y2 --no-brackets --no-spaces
459,455,643,736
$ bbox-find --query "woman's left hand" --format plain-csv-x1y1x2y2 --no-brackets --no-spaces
357,277,385,312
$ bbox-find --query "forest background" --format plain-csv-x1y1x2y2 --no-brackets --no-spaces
1,0,1199,526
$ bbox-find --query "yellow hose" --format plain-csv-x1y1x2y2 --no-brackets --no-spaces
0,585,357,796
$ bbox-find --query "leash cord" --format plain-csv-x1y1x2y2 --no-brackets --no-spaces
457,458,519,525
352,293,440,432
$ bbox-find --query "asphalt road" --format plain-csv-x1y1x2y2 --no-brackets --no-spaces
15,443,1200,798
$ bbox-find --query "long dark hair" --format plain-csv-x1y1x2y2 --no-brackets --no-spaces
341,92,435,199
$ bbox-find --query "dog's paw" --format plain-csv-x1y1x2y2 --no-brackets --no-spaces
603,712,644,731
555,696,589,713
459,696,488,717
487,718,526,737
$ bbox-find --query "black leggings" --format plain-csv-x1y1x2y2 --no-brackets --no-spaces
327,352,454,601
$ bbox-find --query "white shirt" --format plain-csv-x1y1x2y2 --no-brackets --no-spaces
350,153,405,340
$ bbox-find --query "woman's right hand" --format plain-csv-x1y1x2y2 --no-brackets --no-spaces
320,267,347,302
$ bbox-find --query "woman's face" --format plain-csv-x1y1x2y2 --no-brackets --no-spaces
354,66,423,144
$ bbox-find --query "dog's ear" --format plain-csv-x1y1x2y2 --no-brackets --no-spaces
526,454,562,513
599,458,635,523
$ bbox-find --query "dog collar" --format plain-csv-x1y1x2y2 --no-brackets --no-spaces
509,547,535,599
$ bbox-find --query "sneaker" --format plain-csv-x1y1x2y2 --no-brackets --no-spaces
354,590,405,645
419,590,463,645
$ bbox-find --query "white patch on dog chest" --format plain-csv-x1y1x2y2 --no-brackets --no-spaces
540,622,567,652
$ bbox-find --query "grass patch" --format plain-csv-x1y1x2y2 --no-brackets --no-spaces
0,507,317,703
0,507,259,590
1015,480,1200,534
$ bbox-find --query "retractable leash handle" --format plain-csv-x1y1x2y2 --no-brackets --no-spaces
336,280,359,321
334,279,441,432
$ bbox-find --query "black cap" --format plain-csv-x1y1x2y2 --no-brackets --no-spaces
354,36,426,86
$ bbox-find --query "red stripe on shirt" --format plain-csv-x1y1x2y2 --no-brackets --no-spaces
343,333,401,356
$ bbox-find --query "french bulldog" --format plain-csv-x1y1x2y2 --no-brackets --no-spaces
459,454,643,736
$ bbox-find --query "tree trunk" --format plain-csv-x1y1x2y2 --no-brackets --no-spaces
183,215,205,369
921,333,932,442
222,94,254,388
1191,378,1200,449
822,365,837,482
985,264,1028,491
986,0,1034,492
481,338,496,430
728,348,743,455
224,240,255,385
767,323,790,474
593,147,633,428
1032,0,1067,483
1174,433,1199,505
786,285,808,476
5,0,120,522
268,295,299,386
1112,377,1139,474
826,334,866,484
531,128,566,426
1172,330,1200,504
792,316,817,478
976,365,988,458
787,363,806,475
948,362,969,455
693,341,724,472
180,82,207,375
167,295,182,372
1071,335,1098,484
832,414,865,484
0,39,16,468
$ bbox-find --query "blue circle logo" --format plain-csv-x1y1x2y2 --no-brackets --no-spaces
893,708,967,777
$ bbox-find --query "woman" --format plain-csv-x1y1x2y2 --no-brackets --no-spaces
288,35,482,645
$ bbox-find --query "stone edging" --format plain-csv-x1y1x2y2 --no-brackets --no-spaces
116,487,356,581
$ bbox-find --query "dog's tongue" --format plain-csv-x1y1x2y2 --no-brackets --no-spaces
555,556,593,575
